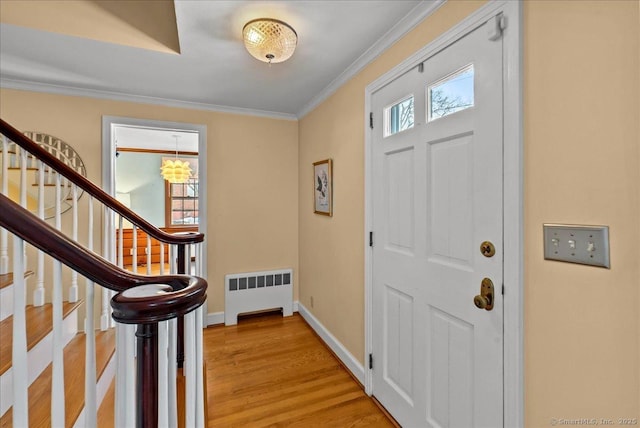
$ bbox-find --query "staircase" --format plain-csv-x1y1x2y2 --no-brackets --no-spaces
0,118,208,427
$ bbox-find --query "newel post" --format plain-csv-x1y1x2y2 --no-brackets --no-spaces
136,323,159,428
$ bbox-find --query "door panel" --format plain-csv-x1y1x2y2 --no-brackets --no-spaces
385,147,415,253
372,18,504,427
428,306,474,427
429,134,473,265
383,284,414,403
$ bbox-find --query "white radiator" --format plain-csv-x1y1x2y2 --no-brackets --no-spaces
224,268,293,326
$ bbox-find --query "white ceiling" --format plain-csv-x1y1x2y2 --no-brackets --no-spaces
0,1,441,119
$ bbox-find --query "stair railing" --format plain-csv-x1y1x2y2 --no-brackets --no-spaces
1,194,207,427
0,118,206,427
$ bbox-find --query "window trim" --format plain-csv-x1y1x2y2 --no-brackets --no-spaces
426,63,475,122
383,93,415,138
164,177,199,229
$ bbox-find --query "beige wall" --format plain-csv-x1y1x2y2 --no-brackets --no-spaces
299,0,639,426
524,0,639,423
0,88,299,316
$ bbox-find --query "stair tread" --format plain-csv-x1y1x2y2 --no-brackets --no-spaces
0,271,34,291
0,301,82,376
0,329,116,428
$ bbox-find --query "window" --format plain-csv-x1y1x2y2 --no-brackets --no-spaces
384,95,414,137
168,179,199,226
428,64,474,121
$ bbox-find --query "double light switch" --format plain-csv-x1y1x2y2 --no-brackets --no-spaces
543,224,610,268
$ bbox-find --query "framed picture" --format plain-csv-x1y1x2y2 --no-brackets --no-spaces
313,159,332,216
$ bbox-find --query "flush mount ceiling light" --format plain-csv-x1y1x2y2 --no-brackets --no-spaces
242,18,297,64
160,135,192,184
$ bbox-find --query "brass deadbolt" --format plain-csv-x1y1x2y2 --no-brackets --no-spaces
474,277,494,311
480,241,496,258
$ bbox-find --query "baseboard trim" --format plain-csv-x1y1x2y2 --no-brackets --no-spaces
206,312,224,326
297,303,365,385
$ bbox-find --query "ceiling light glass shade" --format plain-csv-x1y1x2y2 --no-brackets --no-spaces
243,18,297,64
160,159,192,184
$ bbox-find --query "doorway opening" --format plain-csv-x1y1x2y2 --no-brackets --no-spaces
101,116,207,280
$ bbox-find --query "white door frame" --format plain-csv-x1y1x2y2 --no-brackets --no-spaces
363,1,523,426
101,116,209,288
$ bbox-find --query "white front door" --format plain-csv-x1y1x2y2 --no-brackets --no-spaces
371,18,504,427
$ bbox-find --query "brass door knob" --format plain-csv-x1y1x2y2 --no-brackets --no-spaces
474,294,489,309
473,278,494,311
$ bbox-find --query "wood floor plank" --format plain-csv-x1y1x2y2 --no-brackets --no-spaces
0,301,82,376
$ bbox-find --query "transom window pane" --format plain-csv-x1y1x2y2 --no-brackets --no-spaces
428,64,474,121
384,95,414,137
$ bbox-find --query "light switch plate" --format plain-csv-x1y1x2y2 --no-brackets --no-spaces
543,224,610,268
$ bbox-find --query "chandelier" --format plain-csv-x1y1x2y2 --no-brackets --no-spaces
160,136,192,184
242,18,297,64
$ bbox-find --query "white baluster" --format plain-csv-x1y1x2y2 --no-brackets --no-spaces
160,243,165,275
106,206,117,328
169,245,176,275
197,243,208,327
132,225,138,274
11,236,29,426
118,216,124,268
195,305,205,427
47,163,54,185
158,320,170,427
33,160,45,306
146,235,152,276
195,242,201,277
0,136,9,274
168,317,178,427
19,147,26,208
51,173,65,427
185,311,196,427
84,196,97,427
19,148,27,268
100,207,110,331
100,294,110,331
69,184,78,302
55,172,62,228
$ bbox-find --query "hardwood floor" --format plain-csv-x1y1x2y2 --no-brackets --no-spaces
205,312,395,427
96,312,395,427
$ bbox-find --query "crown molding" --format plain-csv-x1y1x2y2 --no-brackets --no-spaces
0,78,298,121
296,0,445,119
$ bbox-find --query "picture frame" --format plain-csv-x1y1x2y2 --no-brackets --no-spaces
313,159,332,216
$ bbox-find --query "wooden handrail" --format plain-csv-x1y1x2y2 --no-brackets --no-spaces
0,194,207,310
0,118,203,245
